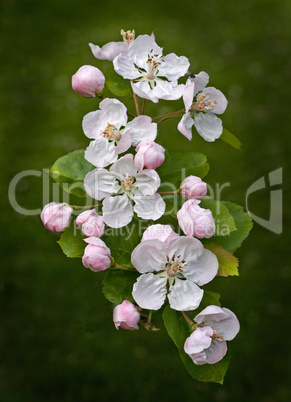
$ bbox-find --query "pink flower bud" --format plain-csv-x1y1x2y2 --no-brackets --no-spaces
141,224,179,246
113,300,140,330
135,141,165,171
82,237,111,272
72,65,105,97
40,202,72,232
180,176,207,200
177,199,215,239
76,209,105,238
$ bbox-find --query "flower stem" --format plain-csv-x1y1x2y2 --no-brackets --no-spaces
181,311,194,326
159,190,181,195
141,99,147,115
131,81,140,115
152,108,185,121
70,204,102,210
127,112,136,118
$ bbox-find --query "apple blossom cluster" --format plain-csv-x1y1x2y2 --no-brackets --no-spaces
40,29,252,384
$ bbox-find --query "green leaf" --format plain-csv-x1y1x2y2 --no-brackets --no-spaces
102,217,145,268
50,150,94,197
102,268,139,304
58,223,85,258
105,65,133,98
199,198,237,235
220,128,241,150
203,201,253,251
159,151,209,188
205,243,239,276
163,305,230,384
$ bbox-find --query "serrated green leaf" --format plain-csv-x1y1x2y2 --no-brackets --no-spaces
205,243,239,276
160,151,209,188
220,128,241,150
102,268,139,304
203,201,253,251
50,150,94,197
102,217,145,268
200,198,237,235
163,305,230,384
105,65,133,98
58,223,85,258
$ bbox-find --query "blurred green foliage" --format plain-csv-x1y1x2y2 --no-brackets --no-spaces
1,0,290,401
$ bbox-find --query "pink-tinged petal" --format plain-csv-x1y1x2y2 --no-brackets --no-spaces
102,194,133,228
82,237,111,272
40,202,72,232
183,77,195,111
159,53,190,81
204,340,227,364
183,249,219,286
184,326,213,354
113,300,140,330
135,169,160,196
84,237,107,247
135,141,165,171
85,138,118,168
195,305,230,324
201,87,228,115
115,131,132,155
72,65,105,97
124,116,157,146
84,169,120,200
132,273,167,310
133,193,165,221
180,176,207,200
134,150,145,171
168,278,204,311
194,112,223,142
82,110,108,139
167,236,204,264
193,71,209,96
99,98,128,129
131,239,167,273
178,112,194,140
89,41,128,61
141,224,179,246
110,154,137,179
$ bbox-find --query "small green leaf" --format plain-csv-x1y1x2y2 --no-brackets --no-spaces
160,151,209,187
205,243,239,276
203,201,253,251
200,198,237,235
105,65,133,98
102,268,139,304
163,305,230,384
58,223,85,258
50,150,94,197
220,128,241,150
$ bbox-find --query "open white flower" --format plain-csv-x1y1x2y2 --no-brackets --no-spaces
113,35,189,103
84,154,165,228
178,72,228,141
131,235,218,311
89,29,135,61
83,98,157,168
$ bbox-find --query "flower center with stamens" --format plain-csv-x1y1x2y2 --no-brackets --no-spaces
191,93,218,112
145,49,164,81
120,29,135,44
211,330,224,344
101,123,122,141
121,174,135,193
166,254,187,277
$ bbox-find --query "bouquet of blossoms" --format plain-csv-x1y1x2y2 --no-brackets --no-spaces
40,30,252,384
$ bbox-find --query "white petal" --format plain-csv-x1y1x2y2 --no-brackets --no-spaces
82,110,108,139
183,77,195,111
167,236,204,264
131,81,159,103
135,169,160,196
194,112,223,142
204,340,227,364
99,98,128,129
133,192,165,220
115,131,132,155
184,326,213,354
178,112,194,140
89,41,128,61
102,194,133,228
123,115,157,146
84,169,120,200
131,239,168,273
183,249,218,286
128,35,162,69
159,53,190,81
168,278,203,311
113,53,140,80
85,138,118,168
152,80,185,101
202,87,228,115
193,71,209,96
132,273,167,310
110,154,137,179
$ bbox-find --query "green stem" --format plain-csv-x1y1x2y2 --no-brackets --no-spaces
159,190,181,195
131,81,140,115
181,311,193,326
70,204,102,210
147,310,153,325
152,108,185,121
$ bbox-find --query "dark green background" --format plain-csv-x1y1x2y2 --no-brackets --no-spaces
1,0,290,401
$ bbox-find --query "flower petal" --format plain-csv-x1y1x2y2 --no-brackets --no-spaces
102,194,133,228
99,98,128,129
183,77,195,111
168,278,204,311
133,192,165,220
194,112,223,142
84,169,120,200
123,115,157,146
89,41,128,61
82,109,108,139
85,138,118,168
183,249,219,286
115,131,132,155
193,71,209,96
110,154,137,179
135,169,160,196
132,273,167,310
184,326,213,354
131,239,168,273
202,87,228,115
204,340,227,364
159,53,190,81
167,236,204,264
178,112,194,140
